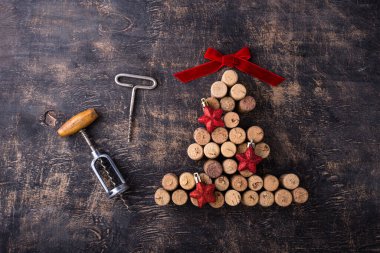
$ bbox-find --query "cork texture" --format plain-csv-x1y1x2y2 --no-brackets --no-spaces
223,112,240,128
230,83,247,100
238,96,256,113
179,172,196,190
242,190,259,206
209,191,225,208
248,175,264,191
211,127,229,144
229,127,246,145
222,159,238,175
225,190,241,206
162,173,179,191
214,176,230,191
231,175,248,192
259,191,275,207
205,97,220,110
155,188,171,206
221,141,237,158
263,175,280,192
172,189,188,205
203,160,223,179
211,81,228,98
193,127,211,146
274,189,292,207
221,69,238,87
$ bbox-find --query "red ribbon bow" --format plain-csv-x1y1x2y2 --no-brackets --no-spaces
174,47,285,86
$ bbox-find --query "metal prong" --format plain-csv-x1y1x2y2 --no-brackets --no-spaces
194,172,201,184
247,140,255,148
201,98,208,108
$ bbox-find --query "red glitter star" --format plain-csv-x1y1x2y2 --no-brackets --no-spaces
236,145,263,173
190,182,216,208
198,106,225,133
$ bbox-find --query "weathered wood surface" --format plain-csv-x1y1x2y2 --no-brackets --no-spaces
0,0,379,252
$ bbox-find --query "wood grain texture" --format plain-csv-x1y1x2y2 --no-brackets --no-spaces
0,0,379,252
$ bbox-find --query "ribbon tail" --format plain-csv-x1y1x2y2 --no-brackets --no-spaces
237,60,285,86
174,61,222,83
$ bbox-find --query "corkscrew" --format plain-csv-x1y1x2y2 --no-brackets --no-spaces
114,73,158,142
57,109,129,200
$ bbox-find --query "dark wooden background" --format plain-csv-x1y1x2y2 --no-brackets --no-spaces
0,0,379,252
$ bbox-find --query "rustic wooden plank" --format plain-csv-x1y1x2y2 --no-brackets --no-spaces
0,0,379,252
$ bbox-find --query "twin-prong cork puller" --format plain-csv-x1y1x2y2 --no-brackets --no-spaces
57,108,129,198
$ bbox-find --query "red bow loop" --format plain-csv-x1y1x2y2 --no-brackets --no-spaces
233,47,251,60
204,48,223,62
174,47,285,86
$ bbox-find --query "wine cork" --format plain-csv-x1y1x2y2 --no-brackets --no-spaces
203,159,223,178
259,191,274,207
237,143,248,154
154,188,170,206
204,142,220,159
211,81,228,98
225,189,241,206
280,173,300,190
205,97,220,110
292,187,309,204
231,175,248,192
229,127,246,145
187,143,203,160
209,191,225,208
238,96,256,113
242,190,259,206
248,175,263,191
246,126,264,143
220,96,235,112
263,174,279,192
214,176,230,191
190,197,198,207
199,172,212,184
230,83,246,100
211,127,228,144
221,69,238,87
255,142,270,158
275,189,292,207
239,169,253,178
179,172,196,190
161,173,179,191
223,112,240,128
172,189,188,206
222,159,238,174
193,127,211,146
221,141,237,158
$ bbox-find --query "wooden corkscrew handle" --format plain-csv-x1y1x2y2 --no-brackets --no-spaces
57,108,98,137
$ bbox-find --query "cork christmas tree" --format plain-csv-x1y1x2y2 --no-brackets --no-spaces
154,69,308,208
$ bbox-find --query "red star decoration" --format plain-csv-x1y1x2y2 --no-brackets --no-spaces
190,182,216,208
236,145,263,173
198,106,225,133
